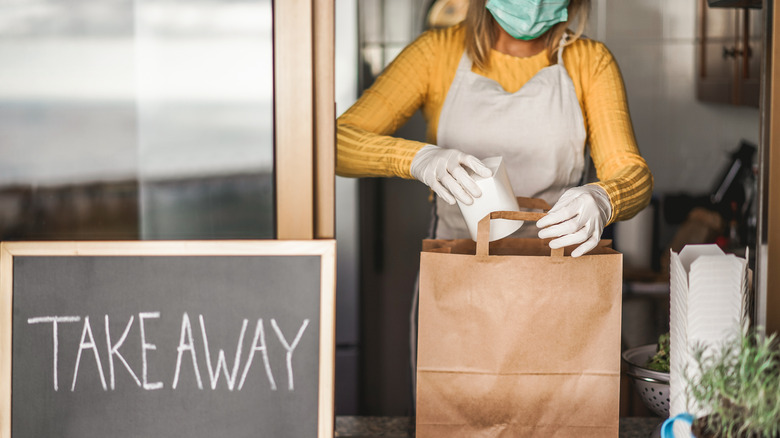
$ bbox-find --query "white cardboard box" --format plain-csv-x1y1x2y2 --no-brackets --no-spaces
669,244,749,432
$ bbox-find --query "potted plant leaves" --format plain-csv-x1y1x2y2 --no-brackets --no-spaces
683,330,780,438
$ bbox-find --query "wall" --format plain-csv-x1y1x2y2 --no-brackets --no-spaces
590,0,760,195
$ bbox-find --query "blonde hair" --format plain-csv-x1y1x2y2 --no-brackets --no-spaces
464,0,591,69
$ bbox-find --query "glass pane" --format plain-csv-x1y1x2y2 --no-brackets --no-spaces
136,0,274,239
0,0,139,240
0,0,274,241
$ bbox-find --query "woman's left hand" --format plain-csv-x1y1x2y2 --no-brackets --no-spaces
537,185,612,257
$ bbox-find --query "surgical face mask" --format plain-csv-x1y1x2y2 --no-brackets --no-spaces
486,0,569,41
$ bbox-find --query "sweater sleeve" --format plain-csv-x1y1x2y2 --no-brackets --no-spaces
582,42,654,224
336,32,438,179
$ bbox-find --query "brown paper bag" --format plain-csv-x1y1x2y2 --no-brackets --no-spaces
416,198,623,437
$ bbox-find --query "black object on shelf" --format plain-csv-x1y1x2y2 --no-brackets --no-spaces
707,0,761,8
662,194,711,226
709,140,757,222
662,140,758,255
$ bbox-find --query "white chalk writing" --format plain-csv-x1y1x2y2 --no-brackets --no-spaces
139,312,163,390
27,316,81,391
172,313,203,390
238,319,277,391
200,315,248,391
105,315,141,389
27,312,311,393
72,316,107,391
271,319,310,391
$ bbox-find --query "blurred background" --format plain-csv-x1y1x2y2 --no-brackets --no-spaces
0,0,764,418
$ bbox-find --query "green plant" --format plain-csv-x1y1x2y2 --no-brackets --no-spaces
648,332,670,372
685,330,780,438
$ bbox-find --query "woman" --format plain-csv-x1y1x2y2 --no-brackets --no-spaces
336,0,653,256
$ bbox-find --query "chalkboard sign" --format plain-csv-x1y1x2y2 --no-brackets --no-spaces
0,240,336,438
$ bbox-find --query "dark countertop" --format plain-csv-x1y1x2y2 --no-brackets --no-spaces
335,416,663,437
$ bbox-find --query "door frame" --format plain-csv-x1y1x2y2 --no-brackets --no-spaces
274,0,335,240
757,0,780,334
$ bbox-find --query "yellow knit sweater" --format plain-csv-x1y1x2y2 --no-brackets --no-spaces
337,24,653,223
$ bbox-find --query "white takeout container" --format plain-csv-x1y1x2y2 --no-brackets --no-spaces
456,156,521,242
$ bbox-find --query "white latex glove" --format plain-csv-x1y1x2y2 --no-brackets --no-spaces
536,185,612,258
410,145,492,205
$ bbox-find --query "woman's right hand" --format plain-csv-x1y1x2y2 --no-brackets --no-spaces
410,145,492,205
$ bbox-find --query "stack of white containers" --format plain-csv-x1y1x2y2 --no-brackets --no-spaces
669,244,749,437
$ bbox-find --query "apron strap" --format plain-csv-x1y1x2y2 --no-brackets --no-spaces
456,51,472,73
557,33,569,66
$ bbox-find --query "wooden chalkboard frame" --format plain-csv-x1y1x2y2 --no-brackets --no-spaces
0,240,336,438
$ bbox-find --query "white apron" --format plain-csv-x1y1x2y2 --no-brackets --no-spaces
433,35,587,239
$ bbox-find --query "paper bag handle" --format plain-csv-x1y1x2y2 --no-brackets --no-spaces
475,197,564,258
515,196,552,211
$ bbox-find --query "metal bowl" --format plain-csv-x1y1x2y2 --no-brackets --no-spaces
622,344,670,418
